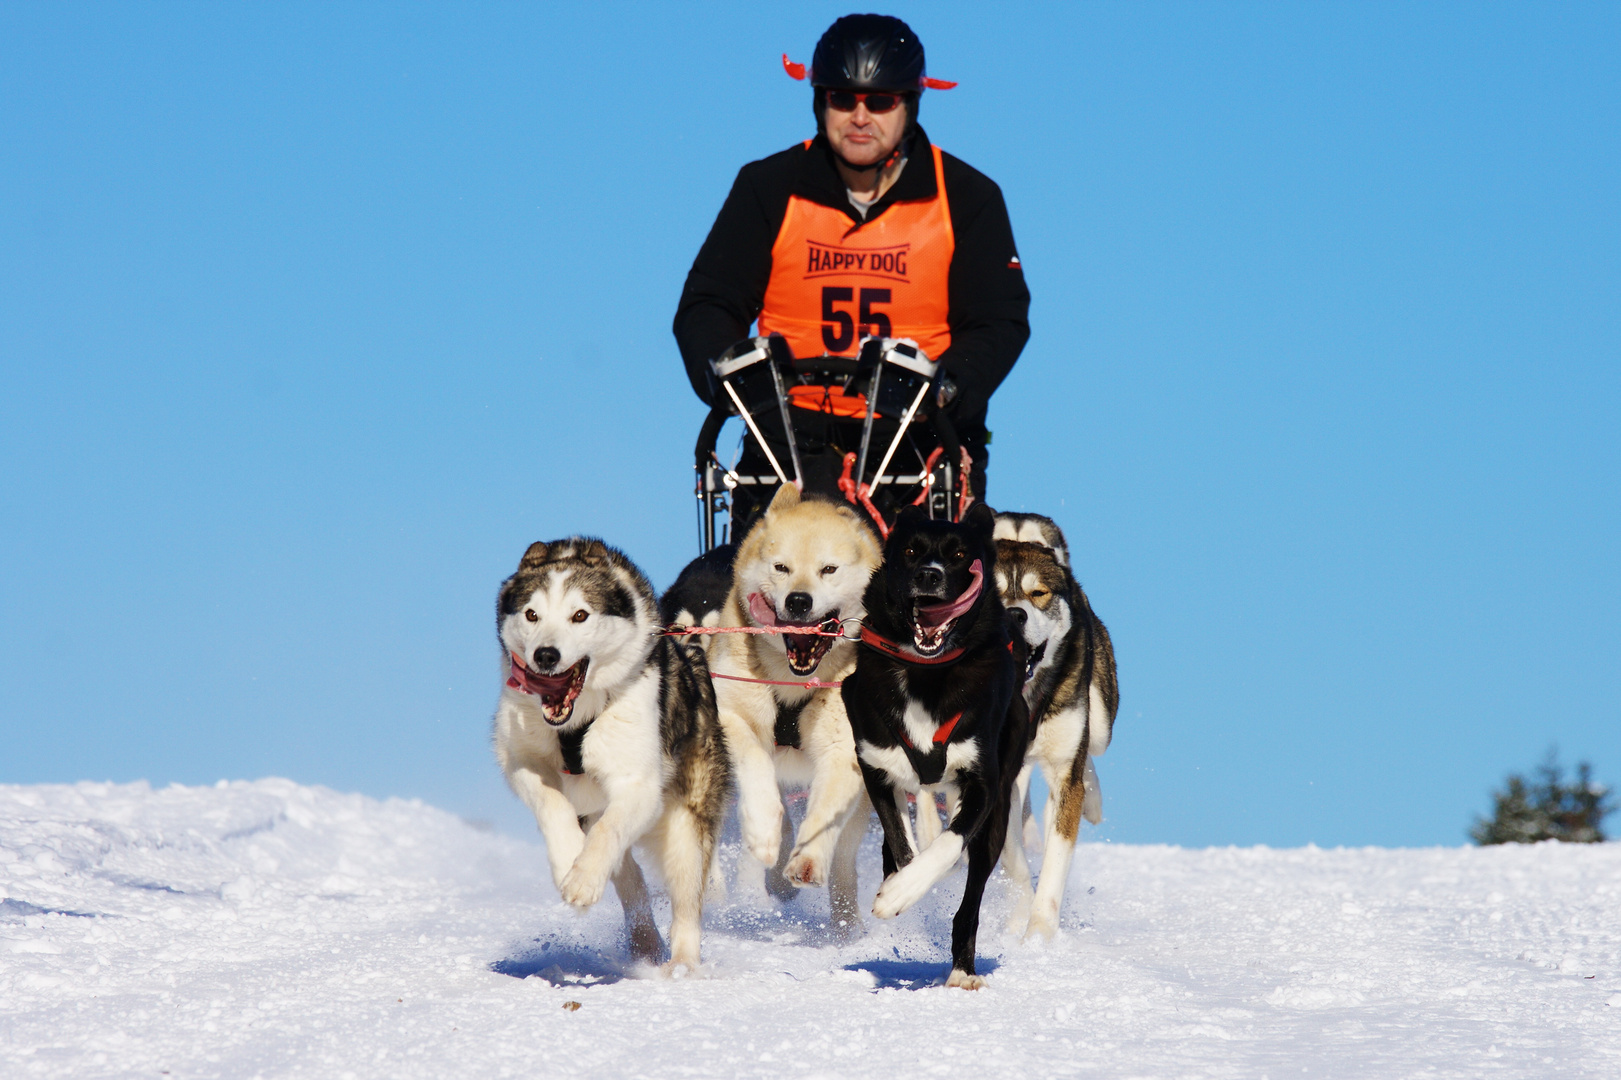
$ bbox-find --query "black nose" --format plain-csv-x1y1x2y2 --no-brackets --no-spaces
532,646,561,672
1006,607,1028,632
784,592,814,620
913,566,943,593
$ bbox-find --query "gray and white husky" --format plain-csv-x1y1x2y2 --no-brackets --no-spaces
991,514,1119,939
492,538,729,970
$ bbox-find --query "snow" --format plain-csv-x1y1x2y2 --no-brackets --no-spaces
2,780,1619,1078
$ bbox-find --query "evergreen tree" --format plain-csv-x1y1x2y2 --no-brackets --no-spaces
1471,751,1613,845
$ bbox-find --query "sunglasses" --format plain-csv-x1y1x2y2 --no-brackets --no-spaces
824,90,904,114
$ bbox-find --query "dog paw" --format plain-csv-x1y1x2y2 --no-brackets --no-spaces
1005,899,1032,938
946,969,985,991
824,915,864,944
741,810,783,867
627,922,665,964
660,958,698,979
784,848,826,888
871,868,927,919
1026,902,1059,941
559,864,607,909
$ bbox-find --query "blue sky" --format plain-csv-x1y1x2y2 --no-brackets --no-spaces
3,2,1616,847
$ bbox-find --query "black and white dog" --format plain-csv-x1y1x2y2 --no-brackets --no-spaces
841,504,1029,989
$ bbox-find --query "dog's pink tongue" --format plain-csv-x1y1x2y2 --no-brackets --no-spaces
916,559,985,627
747,592,781,627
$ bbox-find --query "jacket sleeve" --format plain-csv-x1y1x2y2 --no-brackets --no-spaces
939,157,1031,428
672,155,792,405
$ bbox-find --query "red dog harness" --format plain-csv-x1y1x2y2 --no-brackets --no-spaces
898,710,961,751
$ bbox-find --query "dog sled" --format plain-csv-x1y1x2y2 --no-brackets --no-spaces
692,335,975,551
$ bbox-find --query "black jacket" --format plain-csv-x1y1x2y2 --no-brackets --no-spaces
673,127,1030,432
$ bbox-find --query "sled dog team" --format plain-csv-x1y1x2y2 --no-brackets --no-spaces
492,487,1117,989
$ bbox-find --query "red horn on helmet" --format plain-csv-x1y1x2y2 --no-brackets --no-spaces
782,54,807,80
921,76,957,90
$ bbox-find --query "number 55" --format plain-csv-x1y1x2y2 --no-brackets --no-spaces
821,286,892,354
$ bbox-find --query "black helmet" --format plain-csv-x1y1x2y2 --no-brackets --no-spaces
810,14,925,92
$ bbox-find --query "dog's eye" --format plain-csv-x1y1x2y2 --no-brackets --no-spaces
903,546,920,560
774,563,790,574
524,608,538,623
1029,589,1048,600
571,609,589,623
819,565,837,576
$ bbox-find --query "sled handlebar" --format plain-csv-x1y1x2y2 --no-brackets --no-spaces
693,354,898,467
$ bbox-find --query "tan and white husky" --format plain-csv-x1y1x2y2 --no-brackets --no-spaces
703,485,881,933
991,514,1119,939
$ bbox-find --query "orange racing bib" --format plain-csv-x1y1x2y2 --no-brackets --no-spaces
758,143,955,367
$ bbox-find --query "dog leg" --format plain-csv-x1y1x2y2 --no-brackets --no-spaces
872,828,964,919
610,854,664,964
1009,760,1035,845
1082,754,1103,825
784,704,864,889
896,788,919,863
1022,773,1042,852
1029,767,1088,940
704,847,728,905
712,672,782,867
859,760,915,880
947,829,998,990
730,726,786,867
876,774,996,921
731,839,767,901
765,796,798,901
1000,766,1034,935
506,766,585,890
659,805,710,973
827,790,869,941
560,782,662,909
914,786,942,850
944,788,969,867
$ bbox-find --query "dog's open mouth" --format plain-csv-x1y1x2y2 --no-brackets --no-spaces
1023,640,1047,682
908,559,986,658
782,617,840,676
509,656,589,725
910,610,959,657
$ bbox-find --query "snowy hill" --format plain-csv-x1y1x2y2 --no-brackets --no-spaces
2,780,1618,1078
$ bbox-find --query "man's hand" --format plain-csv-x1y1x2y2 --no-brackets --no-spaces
936,362,988,423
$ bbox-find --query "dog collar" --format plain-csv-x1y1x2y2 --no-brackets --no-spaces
858,625,967,665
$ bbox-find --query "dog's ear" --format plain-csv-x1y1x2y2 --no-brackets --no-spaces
893,505,926,532
835,505,885,563
766,482,801,516
963,502,996,540
576,539,610,565
518,542,550,570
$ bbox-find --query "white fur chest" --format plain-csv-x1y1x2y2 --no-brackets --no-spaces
858,699,980,792
494,666,666,806
1029,701,1086,766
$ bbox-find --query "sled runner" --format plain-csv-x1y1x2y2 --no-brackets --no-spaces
693,334,972,550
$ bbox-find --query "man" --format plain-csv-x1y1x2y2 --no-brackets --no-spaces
674,14,1028,532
